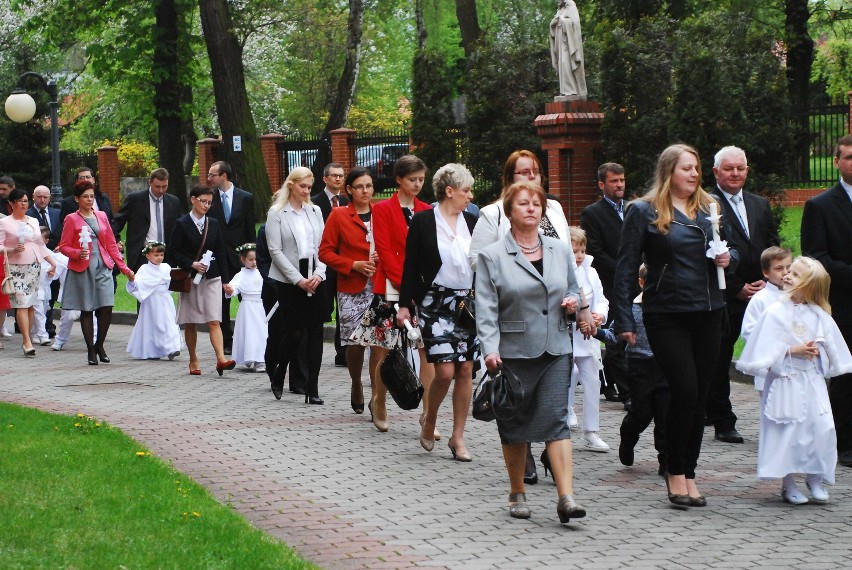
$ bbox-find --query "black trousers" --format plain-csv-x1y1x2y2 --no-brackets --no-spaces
262,280,308,388
706,300,745,432
620,356,669,464
643,310,723,479
830,325,852,460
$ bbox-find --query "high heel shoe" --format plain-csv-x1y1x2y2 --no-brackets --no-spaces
524,445,538,485
351,381,364,414
305,395,324,405
556,495,586,523
215,359,236,376
508,493,531,519
22,344,36,357
188,364,201,376
368,399,388,432
419,413,441,440
448,438,472,462
540,450,554,481
95,345,110,363
665,475,691,507
87,347,99,365
420,424,435,452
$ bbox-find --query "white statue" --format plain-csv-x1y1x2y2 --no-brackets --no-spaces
550,0,587,100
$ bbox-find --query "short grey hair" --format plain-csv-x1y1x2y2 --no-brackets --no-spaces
714,146,747,168
432,163,475,202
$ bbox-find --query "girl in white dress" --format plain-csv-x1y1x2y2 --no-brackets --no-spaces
224,244,266,372
126,242,181,360
737,256,852,505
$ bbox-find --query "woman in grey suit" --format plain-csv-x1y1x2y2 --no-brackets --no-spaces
267,167,330,404
476,181,587,524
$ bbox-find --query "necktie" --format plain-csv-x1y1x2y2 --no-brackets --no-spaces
222,192,231,223
730,194,749,238
332,195,339,208
154,197,163,242
38,208,49,230
615,201,623,221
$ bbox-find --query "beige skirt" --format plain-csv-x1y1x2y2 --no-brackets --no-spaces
176,277,223,325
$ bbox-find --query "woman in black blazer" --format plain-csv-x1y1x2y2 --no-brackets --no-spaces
397,164,479,461
168,185,233,376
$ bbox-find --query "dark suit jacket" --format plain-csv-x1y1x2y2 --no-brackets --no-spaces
399,209,478,309
111,190,183,271
166,214,230,282
208,185,256,272
580,197,623,302
311,190,349,222
802,182,852,331
59,191,118,241
26,205,61,249
710,187,779,302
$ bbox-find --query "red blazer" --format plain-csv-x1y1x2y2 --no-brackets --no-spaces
371,192,431,295
319,203,373,294
58,210,131,275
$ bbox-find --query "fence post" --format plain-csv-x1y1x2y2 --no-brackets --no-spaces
261,134,286,192
197,138,221,184
96,145,120,207
330,128,356,173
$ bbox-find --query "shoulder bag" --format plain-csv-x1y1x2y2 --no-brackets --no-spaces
169,221,208,293
1,253,14,295
376,335,423,410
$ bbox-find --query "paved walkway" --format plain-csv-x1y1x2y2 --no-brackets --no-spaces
2,323,851,569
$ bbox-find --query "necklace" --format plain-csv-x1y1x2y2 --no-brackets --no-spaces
513,232,542,254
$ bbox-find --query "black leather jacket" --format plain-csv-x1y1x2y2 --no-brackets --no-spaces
612,199,739,334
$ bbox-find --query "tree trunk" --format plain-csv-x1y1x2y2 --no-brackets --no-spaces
198,0,271,216
153,0,188,210
785,0,814,182
415,0,427,51
322,0,365,136
455,0,481,58
181,84,197,178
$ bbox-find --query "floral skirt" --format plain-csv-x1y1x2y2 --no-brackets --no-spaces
349,294,423,350
337,280,374,346
418,287,479,364
8,262,40,308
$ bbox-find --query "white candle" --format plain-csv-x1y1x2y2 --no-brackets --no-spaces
708,202,726,289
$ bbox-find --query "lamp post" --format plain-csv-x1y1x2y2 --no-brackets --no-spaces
4,72,63,206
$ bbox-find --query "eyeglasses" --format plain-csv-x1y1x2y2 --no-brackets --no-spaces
77,174,95,181
350,184,374,191
206,172,220,178
193,198,213,206
514,169,541,178
326,174,345,179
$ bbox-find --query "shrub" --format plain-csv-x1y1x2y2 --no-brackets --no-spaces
100,138,159,177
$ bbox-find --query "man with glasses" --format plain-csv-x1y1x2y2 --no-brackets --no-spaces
312,163,349,367
59,168,118,235
206,161,256,355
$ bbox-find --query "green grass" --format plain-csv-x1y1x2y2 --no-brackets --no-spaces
0,403,315,570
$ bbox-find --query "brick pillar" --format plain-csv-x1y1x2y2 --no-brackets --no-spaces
260,133,286,192
329,128,356,173
96,145,120,207
197,138,221,185
534,100,604,226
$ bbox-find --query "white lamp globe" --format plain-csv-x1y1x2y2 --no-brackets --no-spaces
5,92,37,123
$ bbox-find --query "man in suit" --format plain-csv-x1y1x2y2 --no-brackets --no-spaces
581,163,629,406
802,134,852,467
708,146,779,444
59,167,117,231
207,160,256,354
112,167,183,272
0,175,14,214
312,162,349,366
27,185,62,337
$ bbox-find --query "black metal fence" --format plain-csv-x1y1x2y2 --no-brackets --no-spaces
276,135,332,195
788,96,850,188
351,128,410,195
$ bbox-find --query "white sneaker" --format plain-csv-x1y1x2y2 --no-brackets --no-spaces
37,336,52,346
583,431,610,452
0,329,12,339
51,341,65,351
568,407,578,428
253,363,266,373
781,484,809,505
806,475,829,504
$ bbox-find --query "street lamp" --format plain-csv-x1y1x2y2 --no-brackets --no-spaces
4,72,63,206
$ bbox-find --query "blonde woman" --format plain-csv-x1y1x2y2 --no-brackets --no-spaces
266,167,329,405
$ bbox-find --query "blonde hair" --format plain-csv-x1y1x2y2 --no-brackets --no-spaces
569,226,586,246
786,256,831,314
640,143,715,235
270,167,314,212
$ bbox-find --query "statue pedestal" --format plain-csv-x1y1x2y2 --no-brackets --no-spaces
534,100,604,225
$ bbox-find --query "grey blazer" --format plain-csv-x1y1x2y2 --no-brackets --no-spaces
475,232,581,359
266,203,327,285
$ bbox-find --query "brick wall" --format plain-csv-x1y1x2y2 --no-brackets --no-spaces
96,145,120,207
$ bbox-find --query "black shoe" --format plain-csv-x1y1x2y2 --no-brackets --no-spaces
622,398,633,412
223,345,232,356
305,395,324,405
524,446,538,485
540,449,554,481
601,383,620,402
95,345,110,363
290,387,306,395
618,439,634,466
838,451,852,467
270,365,284,400
715,429,744,444
87,347,99,365
334,355,347,367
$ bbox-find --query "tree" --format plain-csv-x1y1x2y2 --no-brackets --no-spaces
322,0,365,137
199,0,271,215
455,0,481,57
785,0,815,182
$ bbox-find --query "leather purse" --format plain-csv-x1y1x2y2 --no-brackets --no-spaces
376,337,423,410
455,289,476,333
1,254,14,295
169,220,209,293
472,364,524,422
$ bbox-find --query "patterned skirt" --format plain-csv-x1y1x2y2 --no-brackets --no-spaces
349,294,423,350
337,280,374,346
7,262,40,308
417,287,479,364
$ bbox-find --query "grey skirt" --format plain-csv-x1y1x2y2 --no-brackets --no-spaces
177,276,223,325
61,246,114,311
496,354,572,445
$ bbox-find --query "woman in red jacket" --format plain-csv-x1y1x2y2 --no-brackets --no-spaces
351,155,434,433
319,166,379,414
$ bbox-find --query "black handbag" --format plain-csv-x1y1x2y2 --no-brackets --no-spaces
377,338,423,410
472,364,524,422
455,289,476,334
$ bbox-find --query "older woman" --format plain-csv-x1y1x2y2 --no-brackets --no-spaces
267,167,330,405
351,155,435,434
0,188,57,355
476,181,586,523
319,166,379,413
167,184,233,376
613,144,734,507
469,150,592,485
58,180,133,364
397,164,479,461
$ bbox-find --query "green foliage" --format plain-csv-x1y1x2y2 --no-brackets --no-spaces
812,39,852,100
101,139,159,177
